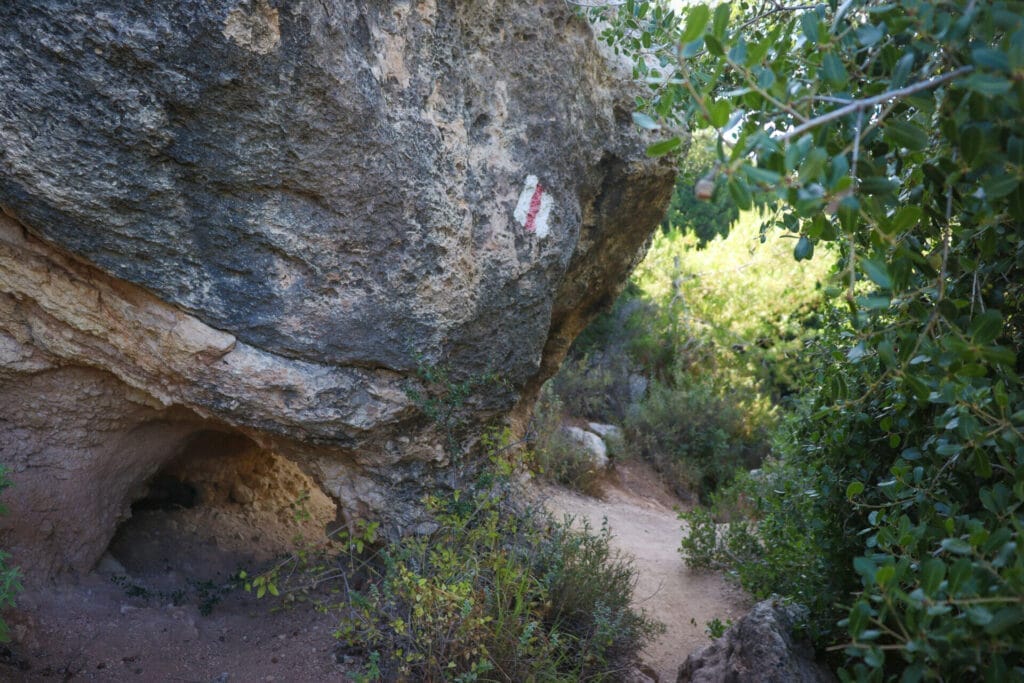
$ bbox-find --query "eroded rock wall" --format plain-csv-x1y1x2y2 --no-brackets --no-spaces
0,0,675,581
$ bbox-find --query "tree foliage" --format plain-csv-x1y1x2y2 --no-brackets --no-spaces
586,0,1024,678
660,129,739,245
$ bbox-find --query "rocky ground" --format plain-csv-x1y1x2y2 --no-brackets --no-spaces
0,458,749,682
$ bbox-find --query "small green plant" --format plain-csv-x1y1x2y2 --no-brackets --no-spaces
627,365,771,501
351,650,382,683
677,507,720,571
704,617,733,640
240,518,380,605
289,489,312,523
405,358,506,462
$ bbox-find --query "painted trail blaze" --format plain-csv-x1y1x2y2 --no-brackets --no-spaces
514,175,553,238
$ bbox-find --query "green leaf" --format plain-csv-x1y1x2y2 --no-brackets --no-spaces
940,538,972,555
680,4,710,43
962,73,1013,97
846,481,864,499
712,2,731,39
727,38,747,64
838,195,859,232
800,11,820,44
704,33,724,56
967,606,993,626
707,100,731,128
728,177,752,210
744,165,781,186
854,556,877,584
885,121,928,151
747,36,772,65
887,206,922,234
948,558,972,592
985,607,1024,635
856,24,884,47
859,176,898,195
793,235,814,261
631,112,660,130
877,339,896,367
891,52,916,88
799,147,828,183
861,258,892,289
682,37,705,58
848,600,871,637
984,174,1019,200
646,137,682,156
920,558,945,595
822,53,848,88
969,309,1003,344
875,564,895,587
972,47,1010,72
982,345,1016,367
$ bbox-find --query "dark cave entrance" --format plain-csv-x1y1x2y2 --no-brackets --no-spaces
104,429,338,588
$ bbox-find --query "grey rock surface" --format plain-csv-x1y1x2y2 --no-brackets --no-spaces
0,0,674,580
677,600,837,683
587,421,623,442
562,425,609,469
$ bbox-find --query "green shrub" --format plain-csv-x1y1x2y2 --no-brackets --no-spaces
626,365,771,501
335,479,659,680
545,215,829,503
248,453,660,681
530,385,610,497
679,449,860,644
682,300,1024,676
592,0,1024,677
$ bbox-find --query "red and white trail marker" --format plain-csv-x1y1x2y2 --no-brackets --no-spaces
513,175,553,238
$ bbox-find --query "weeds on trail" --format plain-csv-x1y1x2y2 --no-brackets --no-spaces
245,451,661,681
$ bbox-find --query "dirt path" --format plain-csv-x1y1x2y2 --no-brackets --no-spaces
541,461,751,682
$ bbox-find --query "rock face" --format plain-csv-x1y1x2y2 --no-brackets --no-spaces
677,600,837,683
0,0,674,581
561,425,609,469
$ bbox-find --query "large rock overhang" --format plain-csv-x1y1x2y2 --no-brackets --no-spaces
0,0,676,580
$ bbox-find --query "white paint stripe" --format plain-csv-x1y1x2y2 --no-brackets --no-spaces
513,175,553,239
535,192,552,238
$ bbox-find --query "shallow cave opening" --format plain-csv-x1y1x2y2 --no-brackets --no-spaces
129,474,199,513
104,429,337,589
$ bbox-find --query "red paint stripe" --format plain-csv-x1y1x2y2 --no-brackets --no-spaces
524,182,544,233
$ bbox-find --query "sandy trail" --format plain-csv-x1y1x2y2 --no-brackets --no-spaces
542,461,751,682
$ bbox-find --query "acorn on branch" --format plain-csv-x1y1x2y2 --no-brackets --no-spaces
694,174,715,201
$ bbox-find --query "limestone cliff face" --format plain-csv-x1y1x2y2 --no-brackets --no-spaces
0,0,674,580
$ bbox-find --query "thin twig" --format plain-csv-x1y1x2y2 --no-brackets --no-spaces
779,66,973,142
